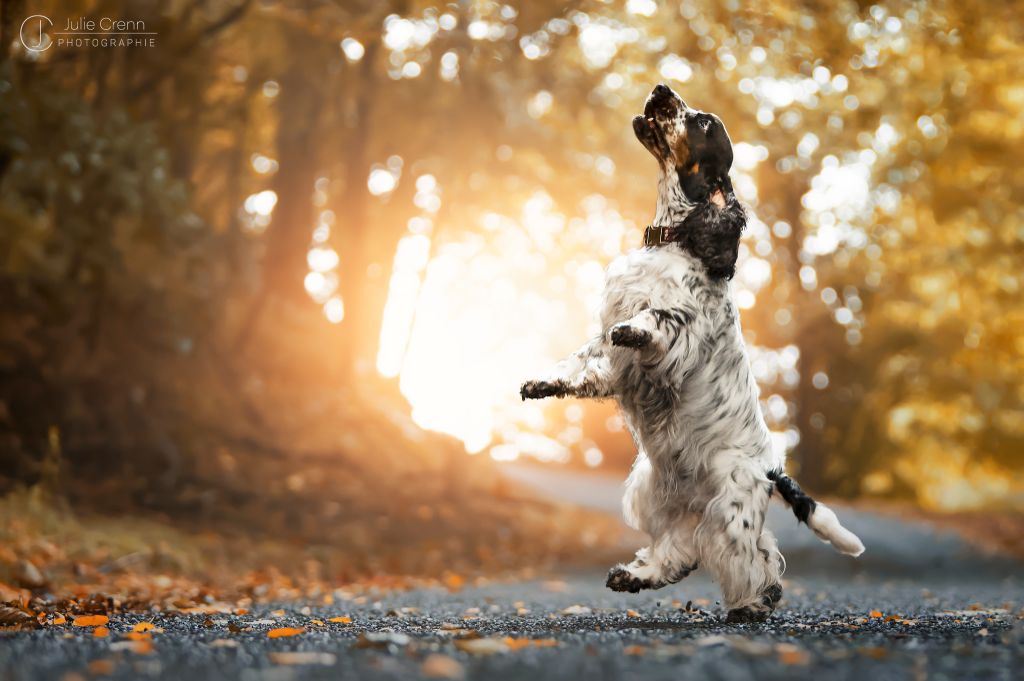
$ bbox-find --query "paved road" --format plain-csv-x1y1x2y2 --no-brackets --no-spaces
1,465,1021,681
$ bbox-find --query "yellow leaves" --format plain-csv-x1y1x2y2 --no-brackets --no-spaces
132,622,156,633
267,627,304,639
73,614,109,627
328,616,351,624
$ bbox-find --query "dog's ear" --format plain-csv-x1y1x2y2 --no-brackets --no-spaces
678,112,734,202
681,197,746,280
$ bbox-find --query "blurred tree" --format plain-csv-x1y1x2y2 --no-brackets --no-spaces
0,0,1020,513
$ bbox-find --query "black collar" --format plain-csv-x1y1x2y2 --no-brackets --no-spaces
643,224,684,248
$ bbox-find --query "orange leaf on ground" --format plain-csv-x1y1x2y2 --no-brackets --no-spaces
93,626,110,638
267,627,304,639
310,619,325,626
777,644,809,665
421,653,465,679
269,652,336,666
111,639,154,655
88,659,114,675
502,637,558,651
328,616,351,624
869,610,883,618
126,632,152,642
133,622,156,633
51,616,67,625
74,615,109,627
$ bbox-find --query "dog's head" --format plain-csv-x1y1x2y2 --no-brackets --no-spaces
633,84,745,279
632,84,734,203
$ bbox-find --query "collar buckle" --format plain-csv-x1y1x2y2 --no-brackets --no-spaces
644,225,674,247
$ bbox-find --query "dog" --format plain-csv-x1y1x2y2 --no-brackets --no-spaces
520,84,864,622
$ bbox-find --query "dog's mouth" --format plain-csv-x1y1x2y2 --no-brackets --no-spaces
633,84,685,161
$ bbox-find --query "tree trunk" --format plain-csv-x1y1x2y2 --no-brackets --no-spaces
336,42,379,378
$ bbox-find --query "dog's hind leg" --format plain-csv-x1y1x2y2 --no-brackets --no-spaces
606,512,700,593
694,450,782,622
520,336,612,400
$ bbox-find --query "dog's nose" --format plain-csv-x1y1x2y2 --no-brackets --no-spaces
653,83,672,96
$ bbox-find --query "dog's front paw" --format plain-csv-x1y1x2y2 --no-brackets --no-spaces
520,379,565,400
724,605,772,624
724,586,781,624
605,565,655,593
610,323,652,349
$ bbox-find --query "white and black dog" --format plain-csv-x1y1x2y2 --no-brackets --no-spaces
521,84,864,622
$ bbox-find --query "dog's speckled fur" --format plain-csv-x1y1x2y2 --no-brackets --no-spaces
521,85,863,621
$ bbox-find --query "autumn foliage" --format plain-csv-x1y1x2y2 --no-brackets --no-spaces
0,0,1021,585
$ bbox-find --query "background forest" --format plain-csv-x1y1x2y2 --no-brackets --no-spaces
1,0,1022,591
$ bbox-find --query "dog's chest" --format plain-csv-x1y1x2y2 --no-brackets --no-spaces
600,246,714,326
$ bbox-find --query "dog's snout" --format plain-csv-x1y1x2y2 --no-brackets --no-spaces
653,83,672,97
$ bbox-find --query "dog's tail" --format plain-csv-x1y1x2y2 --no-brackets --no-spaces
767,469,865,557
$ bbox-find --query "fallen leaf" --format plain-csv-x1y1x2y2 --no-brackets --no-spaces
125,632,152,642
110,639,153,655
776,643,809,665
445,574,465,591
93,626,110,638
0,606,38,630
132,622,156,633
51,615,67,625
269,652,337,666
421,653,465,679
310,619,325,626
869,610,883,618
626,609,641,618
73,615,109,627
454,637,509,655
87,659,114,675
267,627,305,638
328,616,352,624
561,605,592,616
503,637,558,650
14,560,46,589
356,631,411,648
